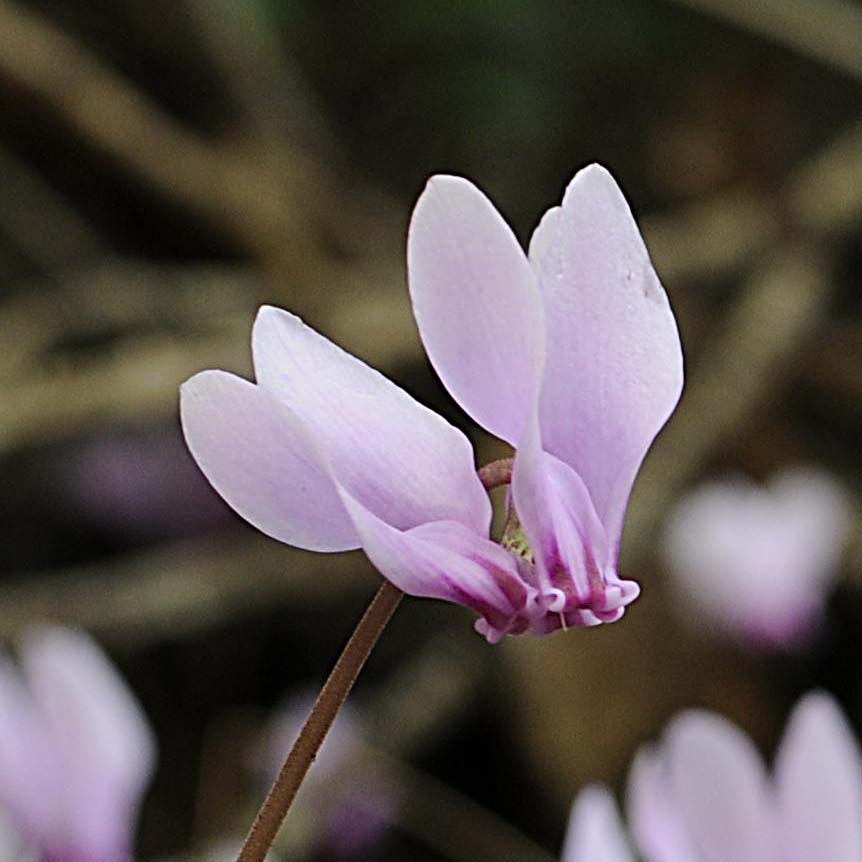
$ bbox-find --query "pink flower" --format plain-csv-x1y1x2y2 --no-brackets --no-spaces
562,786,634,862
0,627,155,862
181,165,683,641
563,692,862,862
663,467,850,650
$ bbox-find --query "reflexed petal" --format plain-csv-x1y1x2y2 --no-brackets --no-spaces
535,164,683,552
253,307,490,533
337,486,531,642
665,711,773,862
627,748,695,862
775,693,862,862
511,412,611,609
20,627,155,858
561,786,634,862
180,370,358,552
407,175,544,445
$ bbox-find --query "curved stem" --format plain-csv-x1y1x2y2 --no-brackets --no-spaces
236,579,403,862
477,457,513,490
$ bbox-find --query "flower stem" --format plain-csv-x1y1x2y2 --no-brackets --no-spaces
236,579,403,862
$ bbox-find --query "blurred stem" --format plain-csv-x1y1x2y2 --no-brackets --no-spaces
236,579,403,862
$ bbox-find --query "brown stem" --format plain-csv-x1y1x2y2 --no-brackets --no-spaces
477,457,513,490
236,579,403,862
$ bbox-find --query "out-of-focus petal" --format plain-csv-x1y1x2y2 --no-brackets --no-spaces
775,693,862,862
535,164,683,553
407,175,545,445
769,468,850,587
19,627,156,860
664,711,773,862
337,486,532,642
252,306,490,533
180,369,358,552
626,747,695,862
0,660,53,841
561,786,634,862
663,468,848,650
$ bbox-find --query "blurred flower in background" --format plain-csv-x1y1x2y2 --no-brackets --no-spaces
662,467,850,651
56,426,231,544
565,691,862,861
252,693,395,860
0,627,155,862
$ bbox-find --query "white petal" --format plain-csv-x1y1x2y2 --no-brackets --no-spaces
407,175,545,445
20,627,155,858
181,370,358,551
775,693,862,862
665,711,774,862
626,747,696,862
561,786,634,862
536,164,683,551
527,204,561,271
253,306,490,533
0,659,54,840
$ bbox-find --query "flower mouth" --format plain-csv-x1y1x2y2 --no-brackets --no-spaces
500,508,534,564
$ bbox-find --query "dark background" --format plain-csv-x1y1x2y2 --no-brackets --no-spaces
0,1,860,859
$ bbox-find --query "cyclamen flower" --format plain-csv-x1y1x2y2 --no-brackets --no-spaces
562,692,862,862
663,467,849,650
181,164,683,641
0,627,155,862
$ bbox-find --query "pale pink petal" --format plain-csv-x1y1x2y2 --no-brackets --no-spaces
252,307,490,533
775,693,862,862
626,747,696,862
0,659,54,841
180,370,358,552
527,205,561,271
561,786,634,862
20,627,155,859
337,485,533,642
512,413,638,621
664,711,774,862
0,808,34,862
407,175,544,445
536,164,683,553
769,468,850,590
663,468,848,650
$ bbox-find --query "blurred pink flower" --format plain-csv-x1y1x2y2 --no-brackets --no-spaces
563,692,862,862
56,427,231,542
181,165,683,641
663,467,850,650
0,627,156,862
561,786,633,862
253,694,395,859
